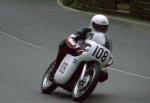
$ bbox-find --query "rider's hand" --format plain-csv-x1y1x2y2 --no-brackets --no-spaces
66,37,77,49
66,37,83,55
66,37,81,50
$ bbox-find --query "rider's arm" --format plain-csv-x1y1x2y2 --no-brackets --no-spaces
104,34,113,52
75,27,91,40
104,34,113,67
69,27,91,41
66,27,91,48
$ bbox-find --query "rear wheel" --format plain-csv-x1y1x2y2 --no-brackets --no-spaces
41,60,57,94
73,62,100,102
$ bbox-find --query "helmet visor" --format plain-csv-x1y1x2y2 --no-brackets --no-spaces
92,22,108,32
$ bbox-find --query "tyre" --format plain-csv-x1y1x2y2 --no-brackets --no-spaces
72,62,100,102
41,60,57,94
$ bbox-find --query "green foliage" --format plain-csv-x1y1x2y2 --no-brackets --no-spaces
70,0,80,9
62,0,73,6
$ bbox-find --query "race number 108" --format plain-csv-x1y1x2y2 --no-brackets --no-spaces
92,46,108,62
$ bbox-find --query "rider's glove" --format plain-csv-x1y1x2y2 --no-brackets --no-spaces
66,37,83,55
66,37,77,49
66,37,82,49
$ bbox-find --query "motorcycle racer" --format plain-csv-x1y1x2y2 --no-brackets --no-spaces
50,14,113,82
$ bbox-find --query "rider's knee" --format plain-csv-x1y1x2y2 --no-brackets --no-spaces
99,69,108,82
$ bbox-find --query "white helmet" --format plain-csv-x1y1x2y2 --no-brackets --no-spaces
90,14,109,33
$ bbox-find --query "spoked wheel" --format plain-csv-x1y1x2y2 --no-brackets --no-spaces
41,60,57,94
73,63,100,102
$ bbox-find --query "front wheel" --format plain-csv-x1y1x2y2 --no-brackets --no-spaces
72,62,100,102
41,60,57,94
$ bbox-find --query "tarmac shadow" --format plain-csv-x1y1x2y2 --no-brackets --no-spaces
82,93,114,103
51,90,72,99
43,90,114,103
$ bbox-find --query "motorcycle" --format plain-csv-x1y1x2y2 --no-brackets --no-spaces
41,39,113,102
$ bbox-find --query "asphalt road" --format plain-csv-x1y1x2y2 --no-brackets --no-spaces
0,0,150,103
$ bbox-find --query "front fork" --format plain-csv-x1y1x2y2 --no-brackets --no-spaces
79,63,87,81
78,63,90,89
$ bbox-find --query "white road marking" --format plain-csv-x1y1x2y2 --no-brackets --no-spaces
0,29,150,80
0,30,44,50
57,0,150,27
108,67,150,80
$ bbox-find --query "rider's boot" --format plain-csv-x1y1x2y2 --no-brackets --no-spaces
99,68,108,82
49,47,67,80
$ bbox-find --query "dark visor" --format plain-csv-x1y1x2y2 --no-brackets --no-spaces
92,22,108,32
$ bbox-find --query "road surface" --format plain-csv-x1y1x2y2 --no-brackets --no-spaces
0,0,150,103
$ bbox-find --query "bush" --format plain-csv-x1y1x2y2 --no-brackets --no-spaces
62,0,73,6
